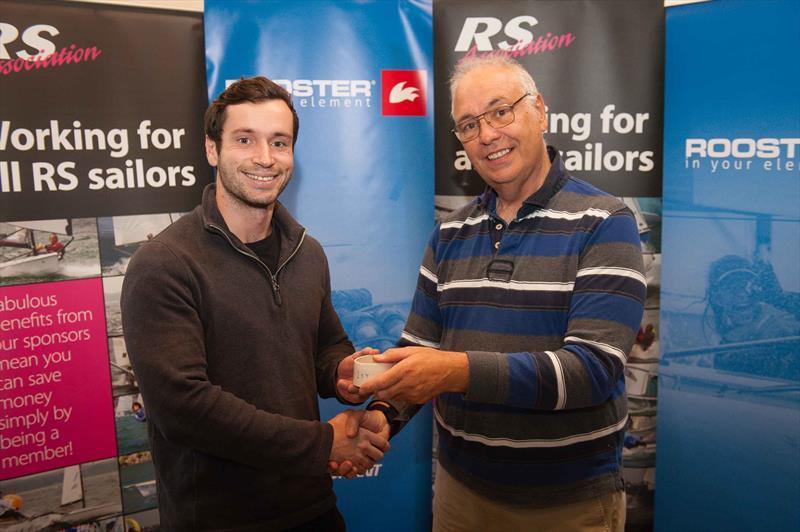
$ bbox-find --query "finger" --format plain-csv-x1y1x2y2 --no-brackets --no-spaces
362,429,390,453
373,347,416,363
353,455,375,472
337,380,352,395
347,384,370,400
358,367,403,394
337,381,366,403
359,441,385,463
346,412,362,438
353,346,377,357
374,381,409,402
358,410,385,433
328,460,339,473
336,460,354,477
345,467,359,480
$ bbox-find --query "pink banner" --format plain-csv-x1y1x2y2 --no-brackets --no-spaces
1,278,116,479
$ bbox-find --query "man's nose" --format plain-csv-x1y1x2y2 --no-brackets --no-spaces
253,141,275,166
477,118,501,144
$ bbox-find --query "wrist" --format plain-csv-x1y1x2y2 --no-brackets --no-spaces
447,351,470,393
367,400,400,437
367,400,397,419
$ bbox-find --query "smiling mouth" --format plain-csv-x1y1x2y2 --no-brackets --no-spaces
487,148,511,161
243,171,277,182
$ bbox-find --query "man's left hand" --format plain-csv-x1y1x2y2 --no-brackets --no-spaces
357,347,469,404
327,409,390,479
336,347,379,403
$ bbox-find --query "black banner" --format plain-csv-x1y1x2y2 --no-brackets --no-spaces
434,0,664,199
0,0,210,221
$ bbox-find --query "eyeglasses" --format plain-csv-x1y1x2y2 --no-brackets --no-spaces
452,93,531,142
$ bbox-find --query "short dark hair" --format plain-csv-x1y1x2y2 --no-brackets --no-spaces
204,76,299,148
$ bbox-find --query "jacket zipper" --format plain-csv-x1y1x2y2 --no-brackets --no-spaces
207,223,306,306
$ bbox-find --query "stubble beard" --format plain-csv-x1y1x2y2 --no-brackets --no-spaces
216,164,290,210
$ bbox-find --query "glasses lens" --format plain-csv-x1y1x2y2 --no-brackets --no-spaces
489,106,515,128
453,98,521,142
455,120,478,141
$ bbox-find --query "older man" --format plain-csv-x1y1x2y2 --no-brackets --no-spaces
357,57,645,531
122,77,389,531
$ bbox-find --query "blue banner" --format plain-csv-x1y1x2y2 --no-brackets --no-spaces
204,1,434,530
656,1,799,530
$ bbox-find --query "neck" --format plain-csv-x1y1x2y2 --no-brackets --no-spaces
494,157,551,223
215,189,274,243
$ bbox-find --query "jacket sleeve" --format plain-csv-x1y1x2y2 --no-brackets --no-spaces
121,241,333,475
314,252,355,400
463,207,646,410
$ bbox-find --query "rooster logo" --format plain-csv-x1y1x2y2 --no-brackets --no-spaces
389,81,420,103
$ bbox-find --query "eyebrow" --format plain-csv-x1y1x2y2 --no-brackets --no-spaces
227,127,292,138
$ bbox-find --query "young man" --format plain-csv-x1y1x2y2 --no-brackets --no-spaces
122,77,389,531
357,57,646,531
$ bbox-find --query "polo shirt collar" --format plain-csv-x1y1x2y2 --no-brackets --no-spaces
477,146,567,214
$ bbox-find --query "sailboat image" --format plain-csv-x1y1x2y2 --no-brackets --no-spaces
0,219,73,276
112,213,175,250
99,213,180,275
0,462,122,530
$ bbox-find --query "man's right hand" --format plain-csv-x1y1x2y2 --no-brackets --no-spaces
327,410,390,479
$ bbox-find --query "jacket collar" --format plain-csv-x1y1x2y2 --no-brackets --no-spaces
200,183,306,253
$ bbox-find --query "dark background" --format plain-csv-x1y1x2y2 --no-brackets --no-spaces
0,0,211,221
434,0,664,198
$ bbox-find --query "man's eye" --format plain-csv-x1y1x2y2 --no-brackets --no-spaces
461,121,477,132
494,107,509,118
237,138,251,145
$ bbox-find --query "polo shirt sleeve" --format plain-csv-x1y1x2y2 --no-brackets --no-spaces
465,206,646,410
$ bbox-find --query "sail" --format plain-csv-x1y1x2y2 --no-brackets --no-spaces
116,394,134,416
61,464,84,506
0,225,30,246
10,219,71,235
112,214,173,246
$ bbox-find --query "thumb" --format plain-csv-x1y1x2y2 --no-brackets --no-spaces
359,410,386,433
345,412,361,438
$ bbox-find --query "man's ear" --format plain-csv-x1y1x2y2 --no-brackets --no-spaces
535,94,548,133
204,136,219,167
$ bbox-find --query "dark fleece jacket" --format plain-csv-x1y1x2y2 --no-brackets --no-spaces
121,184,354,531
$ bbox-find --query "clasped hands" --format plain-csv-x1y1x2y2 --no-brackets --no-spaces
328,346,468,478
327,409,390,479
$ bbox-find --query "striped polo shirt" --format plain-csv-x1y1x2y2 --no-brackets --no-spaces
401,147,646,506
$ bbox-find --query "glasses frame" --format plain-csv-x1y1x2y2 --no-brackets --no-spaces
451,93,531,142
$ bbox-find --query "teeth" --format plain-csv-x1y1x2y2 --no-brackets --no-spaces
487,148,510,160
244,172,276,182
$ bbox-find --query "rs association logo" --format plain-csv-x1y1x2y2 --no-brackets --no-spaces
0,23,102,76
381,70,426,116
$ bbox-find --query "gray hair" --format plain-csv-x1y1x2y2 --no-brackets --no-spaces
449,55,539,119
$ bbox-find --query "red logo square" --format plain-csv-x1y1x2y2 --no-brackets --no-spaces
381,70,427,116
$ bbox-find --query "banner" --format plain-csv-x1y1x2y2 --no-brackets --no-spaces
656,1,799,530
204,1,434,530
0,1,209,220
0,1,208,529
433,0,663,206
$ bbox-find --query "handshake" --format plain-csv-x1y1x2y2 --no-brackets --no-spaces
326,347,392,480
326,345,470,479
326,408,390,480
